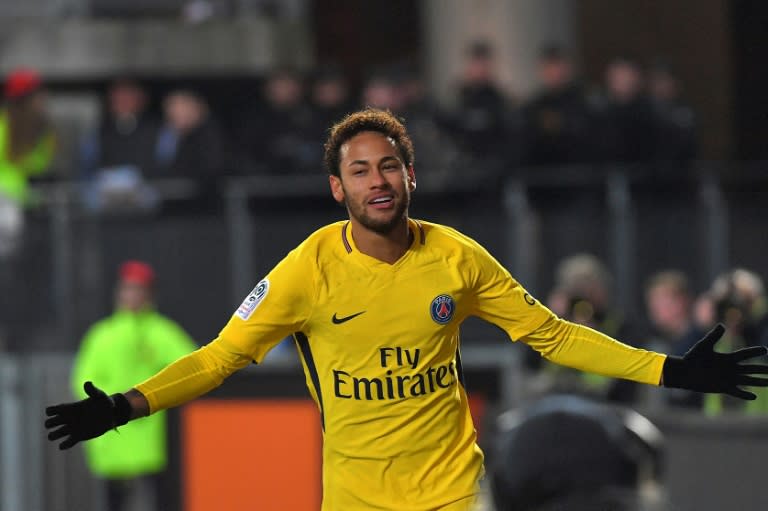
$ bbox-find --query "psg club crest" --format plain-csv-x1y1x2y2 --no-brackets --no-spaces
430,294,455,325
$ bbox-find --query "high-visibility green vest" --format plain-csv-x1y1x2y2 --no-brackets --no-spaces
71,308,196,478
0,111,55,204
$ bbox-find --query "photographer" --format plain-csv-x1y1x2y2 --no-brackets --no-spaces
698,269,768,414
527,254,644,403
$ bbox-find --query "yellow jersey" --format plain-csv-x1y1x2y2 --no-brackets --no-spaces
136,218,665,510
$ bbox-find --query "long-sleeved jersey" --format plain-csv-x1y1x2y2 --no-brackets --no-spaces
135,219,665,510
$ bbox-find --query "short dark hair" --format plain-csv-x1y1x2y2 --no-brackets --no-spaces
323,108,415,177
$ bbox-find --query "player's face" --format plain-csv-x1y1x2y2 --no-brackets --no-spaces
330,131,416,234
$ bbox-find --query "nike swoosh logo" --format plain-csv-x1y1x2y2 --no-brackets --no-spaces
331,311,366,324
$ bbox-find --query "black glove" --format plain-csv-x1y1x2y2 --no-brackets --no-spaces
662,323,768,399
45,381,132,450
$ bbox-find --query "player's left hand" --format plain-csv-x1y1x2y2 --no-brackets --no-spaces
662,323,768,399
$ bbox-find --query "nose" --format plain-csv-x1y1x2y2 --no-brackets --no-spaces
369,168,388,188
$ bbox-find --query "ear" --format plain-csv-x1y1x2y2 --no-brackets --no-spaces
406,165,416,192
329,174,345,203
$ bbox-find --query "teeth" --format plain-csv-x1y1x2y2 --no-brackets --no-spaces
371,197,392,204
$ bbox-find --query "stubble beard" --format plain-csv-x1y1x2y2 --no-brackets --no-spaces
345,187,410,235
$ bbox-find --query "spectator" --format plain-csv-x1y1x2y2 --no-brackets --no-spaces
539,254,642,402
308,65,353,134
80,79,162,212
445,41,516,181
646,271,704,354
595,57,657,165
360,69,405,113
0,68,55,262
71,260,196,511
549,254,637,340
397,64,459,191
490,395,667,511
398,64,430,118
703,269,768,415
644,270,705,408
0,68,56,206
81,78,160,179
306,65,354,164
648,62,697,164
709,269,768,347
239,68,314,174
521,45,596,166
155,89,229,187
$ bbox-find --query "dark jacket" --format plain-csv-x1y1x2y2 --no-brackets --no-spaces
155,119,230,182
449,83,512,159
85,114,161,176
596,95,657,165
652,98,696,164
238,102,315,175
522,83,597,166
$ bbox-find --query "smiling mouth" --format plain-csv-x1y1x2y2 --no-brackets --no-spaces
368,195,394,207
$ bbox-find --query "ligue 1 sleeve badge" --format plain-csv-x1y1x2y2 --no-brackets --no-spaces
235,278,269,321
430,294,455,324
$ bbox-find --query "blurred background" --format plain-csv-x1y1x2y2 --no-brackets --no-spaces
1,0,767,510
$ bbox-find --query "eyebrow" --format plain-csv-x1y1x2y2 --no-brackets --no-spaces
347,156,400,167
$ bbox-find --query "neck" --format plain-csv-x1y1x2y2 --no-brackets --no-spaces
350,217,411,264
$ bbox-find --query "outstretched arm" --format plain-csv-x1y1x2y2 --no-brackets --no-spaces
521,316,666,385
45,337,253,450
46,244,315,450
523,317,768,398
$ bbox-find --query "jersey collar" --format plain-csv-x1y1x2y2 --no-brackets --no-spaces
341,218,425,260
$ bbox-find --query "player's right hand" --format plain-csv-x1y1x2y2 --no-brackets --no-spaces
44,381,132,450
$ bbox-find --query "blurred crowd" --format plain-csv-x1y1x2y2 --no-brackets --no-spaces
0,41,697,216
526,254,768,417
3,41,763,419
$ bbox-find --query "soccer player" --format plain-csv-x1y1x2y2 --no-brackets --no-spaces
46,109,768,511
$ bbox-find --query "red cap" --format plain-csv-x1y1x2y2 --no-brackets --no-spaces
5,68,42,100
119,260,155,286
